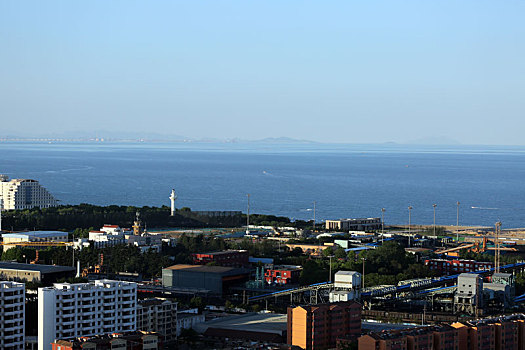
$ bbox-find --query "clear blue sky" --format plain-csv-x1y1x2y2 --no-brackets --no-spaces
1,1,524,144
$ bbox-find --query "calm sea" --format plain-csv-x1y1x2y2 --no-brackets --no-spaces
1,142,525,228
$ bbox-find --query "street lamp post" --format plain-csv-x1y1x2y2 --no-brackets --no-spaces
432,204,437,235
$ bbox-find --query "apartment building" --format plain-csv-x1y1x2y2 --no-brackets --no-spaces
287,301,361,350
137,298,178,342
358,325,459,350
452,314,525,350
38,280,137,350
0,281,25,350
0,175,58,210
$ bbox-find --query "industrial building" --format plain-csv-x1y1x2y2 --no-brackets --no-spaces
38,280,137,350
51,331,161,350
0,175,58,210
330,271,362,302
265,265,302,285
192,250,249,267
1,230,69,250
0,262,75,283
287,301,361,350
0,281,25,349
162,264,249,295
424,258,493,275
325,218,381,232
454,273,483,315
193,312,287,343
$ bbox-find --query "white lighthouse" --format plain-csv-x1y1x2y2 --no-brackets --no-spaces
169,189,177,216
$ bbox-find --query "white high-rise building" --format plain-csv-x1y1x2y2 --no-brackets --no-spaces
38,280,137,350
0,281,25,350
0,175,58,210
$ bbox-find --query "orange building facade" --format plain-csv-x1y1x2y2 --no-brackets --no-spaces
287,301,361,350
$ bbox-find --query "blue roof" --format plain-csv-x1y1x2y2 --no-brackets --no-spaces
345,247,373,252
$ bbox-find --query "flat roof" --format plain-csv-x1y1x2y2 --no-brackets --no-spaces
193,312,287,335
194,250,247,256
0,262,75,274
165,264,241,274
2,231,67,239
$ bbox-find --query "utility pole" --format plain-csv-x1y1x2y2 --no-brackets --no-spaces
0,198,3,232
456,201,460,242
432,204,437,236
495,221,501,273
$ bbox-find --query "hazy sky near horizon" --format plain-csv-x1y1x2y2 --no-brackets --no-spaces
1,1,525,144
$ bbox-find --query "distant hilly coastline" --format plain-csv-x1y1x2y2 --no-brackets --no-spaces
0,132,316,144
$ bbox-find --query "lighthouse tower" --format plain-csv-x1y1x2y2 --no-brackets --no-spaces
169,189,177,216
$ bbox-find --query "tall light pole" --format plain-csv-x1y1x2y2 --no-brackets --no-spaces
456,201,460,242
408,206,413,246
328,255,334,283
313,201,316,232
362,258,366,289
495,221,501,273
432,204,437,236
246,194,250,234
381,208,385,244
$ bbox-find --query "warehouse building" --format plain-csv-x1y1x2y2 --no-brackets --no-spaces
162,264,249,295
0,262,75,284
193,312,287,343
1,231,68,250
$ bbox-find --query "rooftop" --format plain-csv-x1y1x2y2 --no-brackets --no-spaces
195,250,248,256
193,312,287,335
165,264,243,274
2,230,67,239
0,262,75,274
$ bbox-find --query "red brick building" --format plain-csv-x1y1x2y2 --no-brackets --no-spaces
287,301,361,350
424,259,493,275
191,250,249,267
265,265,302,285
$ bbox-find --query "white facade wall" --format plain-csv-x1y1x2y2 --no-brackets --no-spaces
0,281,25,350
0,177,57,210
38,280,137,350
